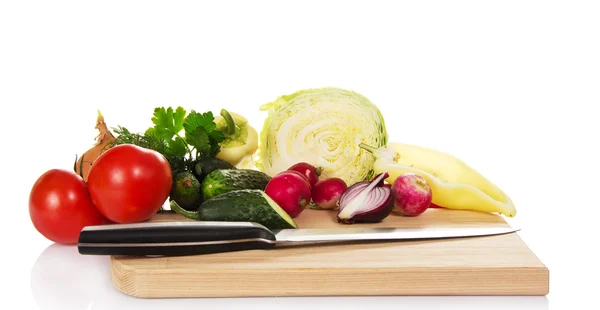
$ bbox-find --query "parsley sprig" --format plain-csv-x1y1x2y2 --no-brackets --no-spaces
113,106,225,171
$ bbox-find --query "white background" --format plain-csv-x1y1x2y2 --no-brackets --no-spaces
1,0,599,309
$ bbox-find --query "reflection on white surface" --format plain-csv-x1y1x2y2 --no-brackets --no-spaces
31,243,549,310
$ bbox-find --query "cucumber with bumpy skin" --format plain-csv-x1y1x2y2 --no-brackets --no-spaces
170,171,203,211
192,157,235,182
170,189,297,229
202,169,271,200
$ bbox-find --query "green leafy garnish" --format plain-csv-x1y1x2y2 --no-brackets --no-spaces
183,110,224,158
113,106,225,172
150,106,186,140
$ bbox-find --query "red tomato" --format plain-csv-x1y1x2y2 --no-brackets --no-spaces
29,169,108,245
87,144,172,223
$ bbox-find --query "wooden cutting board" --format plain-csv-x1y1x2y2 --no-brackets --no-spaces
110,208,549,298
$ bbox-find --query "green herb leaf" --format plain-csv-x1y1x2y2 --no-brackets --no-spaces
208,129,225,156
166,136,188,158
183,110,217,134
114,126,167,154
151,107,186,139
183,110,224,157
114,106,224,174
185,126,210,157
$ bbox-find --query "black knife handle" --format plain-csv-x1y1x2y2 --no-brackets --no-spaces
77,221,276,256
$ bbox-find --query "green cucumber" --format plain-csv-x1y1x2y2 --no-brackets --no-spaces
170,189,297,229
169,171,203,211
202,169,271,200
192,157,236,182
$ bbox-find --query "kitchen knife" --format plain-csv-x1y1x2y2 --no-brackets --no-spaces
78,221,519,256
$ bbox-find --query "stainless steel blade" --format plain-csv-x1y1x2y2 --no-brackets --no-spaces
272,226,519,245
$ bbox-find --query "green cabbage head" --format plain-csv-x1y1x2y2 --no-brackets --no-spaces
257,87,388,186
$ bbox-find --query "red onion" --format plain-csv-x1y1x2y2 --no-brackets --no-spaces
336,172,395,224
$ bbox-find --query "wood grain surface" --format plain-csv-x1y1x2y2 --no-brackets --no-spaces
110,208,549,298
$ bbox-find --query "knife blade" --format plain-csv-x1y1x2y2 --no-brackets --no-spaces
77,221,519,257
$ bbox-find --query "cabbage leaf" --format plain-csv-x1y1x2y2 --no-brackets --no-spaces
257,87,388,185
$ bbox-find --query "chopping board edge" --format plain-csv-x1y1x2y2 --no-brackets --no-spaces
110,256,549,298
108,208,549,298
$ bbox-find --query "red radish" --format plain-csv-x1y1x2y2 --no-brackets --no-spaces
265,171,312,218
312,178,348,210
392,173,432,216
288,162,321,187
284,169,311,185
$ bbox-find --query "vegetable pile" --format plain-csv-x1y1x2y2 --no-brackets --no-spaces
28,86,518,246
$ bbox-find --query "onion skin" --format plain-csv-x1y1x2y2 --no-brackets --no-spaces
74,110,116,181
338,190,394,224
336,172,395,224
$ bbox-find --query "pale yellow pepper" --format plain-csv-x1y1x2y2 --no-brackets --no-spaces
213,109,259,167
360,143,517,217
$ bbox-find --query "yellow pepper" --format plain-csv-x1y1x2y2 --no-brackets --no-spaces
359,142,517,217
213,109,259,167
